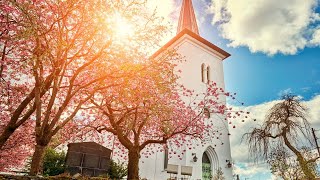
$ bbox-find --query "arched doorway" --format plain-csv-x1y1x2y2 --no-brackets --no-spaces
202,146,219,180
202,152,212,179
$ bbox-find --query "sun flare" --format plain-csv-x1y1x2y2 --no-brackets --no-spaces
112,13,134,40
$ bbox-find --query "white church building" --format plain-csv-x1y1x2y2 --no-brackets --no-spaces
139,0,233,179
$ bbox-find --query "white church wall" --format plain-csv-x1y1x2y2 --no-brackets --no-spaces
139,35,233,180
178,38,233,179
139,146,167,180
174,36,226,91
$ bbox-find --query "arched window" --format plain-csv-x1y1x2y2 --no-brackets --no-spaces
207,66,210,83
201,63,206,83
203,107,210,118
164,146,168,169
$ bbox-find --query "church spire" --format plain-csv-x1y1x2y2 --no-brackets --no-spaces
177,0,199,35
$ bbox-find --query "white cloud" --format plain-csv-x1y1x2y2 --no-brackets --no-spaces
208,0,320,55
310,27,320,45
304,95,320,126
277,88,293,97
195,0,211,27
230,100,279,162
233,163,271,178
229,95,320,177
270,174,282,180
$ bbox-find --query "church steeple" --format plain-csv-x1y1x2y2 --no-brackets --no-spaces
177,0,199,35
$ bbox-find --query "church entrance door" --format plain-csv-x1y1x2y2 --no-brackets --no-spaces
202,152,212,180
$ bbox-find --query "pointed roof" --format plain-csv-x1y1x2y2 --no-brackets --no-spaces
151,0,230,61
177,0,199,35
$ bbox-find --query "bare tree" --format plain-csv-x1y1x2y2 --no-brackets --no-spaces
243,95,319,179
268,146,319,180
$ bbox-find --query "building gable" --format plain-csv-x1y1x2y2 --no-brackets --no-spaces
151,29,230,60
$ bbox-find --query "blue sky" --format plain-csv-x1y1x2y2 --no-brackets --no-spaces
186,0,320,179
191,0,320,106
224,42,320,105
148,0,320,179
152,0,320,179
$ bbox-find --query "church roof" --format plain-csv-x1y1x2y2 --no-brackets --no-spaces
152,0,230,60
177,0,199,35
151,28,231,60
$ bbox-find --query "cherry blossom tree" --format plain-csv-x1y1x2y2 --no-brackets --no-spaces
0,0,39,171
1,1,245,177
84,49,246,179
0,121,34,172
0,0,170,174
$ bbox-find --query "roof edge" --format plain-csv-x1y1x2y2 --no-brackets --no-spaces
151,28,231,60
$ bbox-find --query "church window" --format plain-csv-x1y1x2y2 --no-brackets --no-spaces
201,63,206,83
164,146,168,169
203,107,210,118
207,66,211,83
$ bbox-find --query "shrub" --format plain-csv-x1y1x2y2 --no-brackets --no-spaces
108,160,127,179
42,148,66,176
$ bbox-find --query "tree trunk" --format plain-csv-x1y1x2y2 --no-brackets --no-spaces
296,156,315,179
0,125,15,149
29,144,46,176
283,134,315,179
127,147,140,180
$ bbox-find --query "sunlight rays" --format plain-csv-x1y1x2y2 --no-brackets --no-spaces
112,13,134,41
